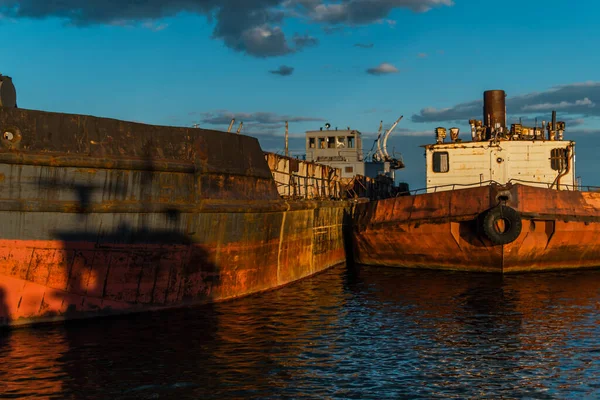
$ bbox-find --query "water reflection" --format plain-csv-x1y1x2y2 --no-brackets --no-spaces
349,267,600,398
1,265,600,399
0,326,68,398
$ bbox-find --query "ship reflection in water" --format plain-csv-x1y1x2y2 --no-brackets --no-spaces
2,265,600,399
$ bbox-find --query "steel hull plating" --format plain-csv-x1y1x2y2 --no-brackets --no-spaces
0,203,347,327
353,183,600,273
0,107,349,327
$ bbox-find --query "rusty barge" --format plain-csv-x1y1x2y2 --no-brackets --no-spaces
353,89,600,273
0,75,358,327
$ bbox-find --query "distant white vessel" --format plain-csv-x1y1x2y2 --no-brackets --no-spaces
304,120,405,181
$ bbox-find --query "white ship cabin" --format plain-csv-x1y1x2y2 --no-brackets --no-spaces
305,123,405,180
424,90,576,193
305,125,366,179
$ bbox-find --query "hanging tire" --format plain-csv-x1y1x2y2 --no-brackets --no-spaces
481,205,522,245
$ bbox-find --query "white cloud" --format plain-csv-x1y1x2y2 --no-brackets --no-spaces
297,0,453,24
412,82,600,123
366,62,399,75
522,97,595,111
198,110,324,128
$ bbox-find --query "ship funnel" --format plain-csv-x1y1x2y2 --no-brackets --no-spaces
483,90,506,138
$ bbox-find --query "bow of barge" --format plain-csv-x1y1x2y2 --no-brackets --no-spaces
0,75,354,327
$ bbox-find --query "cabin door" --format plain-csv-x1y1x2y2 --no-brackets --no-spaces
490,148,507,184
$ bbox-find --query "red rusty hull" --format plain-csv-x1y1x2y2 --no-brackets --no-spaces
353,183,600,273
0,203,348,327
0,106,350,327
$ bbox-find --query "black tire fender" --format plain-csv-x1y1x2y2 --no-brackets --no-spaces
481,205,522,245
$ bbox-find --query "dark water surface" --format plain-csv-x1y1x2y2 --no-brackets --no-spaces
2,265,600,399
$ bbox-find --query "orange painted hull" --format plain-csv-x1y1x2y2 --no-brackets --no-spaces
353,183,600,273
0,204,347,327
0,106,350,327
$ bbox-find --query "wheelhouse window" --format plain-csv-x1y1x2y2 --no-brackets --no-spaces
328,136,336,148
308,137,315,148
433,151,449,173
347,137,355,148
550,148,567,171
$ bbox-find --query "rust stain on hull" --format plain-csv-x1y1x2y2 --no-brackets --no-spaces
0,204,348,327
0,105,352,327
353,183,600,273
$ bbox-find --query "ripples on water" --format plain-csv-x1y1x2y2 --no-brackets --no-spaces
2,265,600,399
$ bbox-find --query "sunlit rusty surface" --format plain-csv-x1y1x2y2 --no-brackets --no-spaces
0,106,351,327
264,152,397,200
353,183,600,273
265,153,343,199
0,203,348,327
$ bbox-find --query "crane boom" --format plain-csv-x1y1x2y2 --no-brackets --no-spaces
375,120,384,161
383,116,403,160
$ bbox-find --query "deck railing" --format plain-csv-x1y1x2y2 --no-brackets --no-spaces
397,179,600,197
264,152,396,200
506,178,600,192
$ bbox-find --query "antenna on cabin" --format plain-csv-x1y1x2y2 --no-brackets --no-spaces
285,121,289,157
237,122,243,134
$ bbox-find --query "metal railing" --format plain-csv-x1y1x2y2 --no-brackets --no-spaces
506,178,600,192
265,152,396,201
396,179,600,197
272,173,396,201
273,171,342,200
396,180,502,196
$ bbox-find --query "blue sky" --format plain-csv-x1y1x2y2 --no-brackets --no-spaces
1,0,600,189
